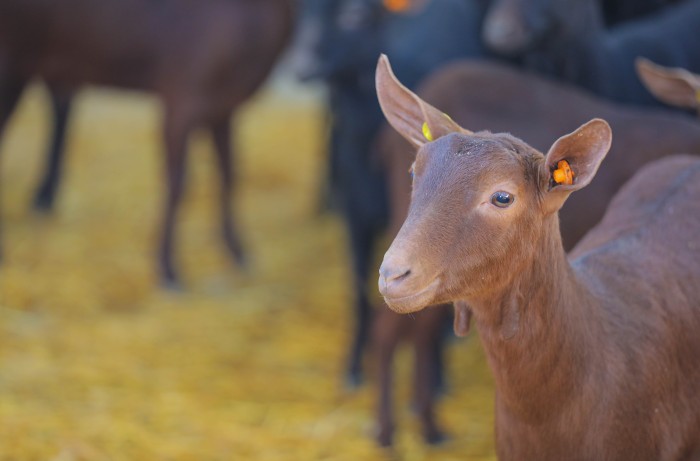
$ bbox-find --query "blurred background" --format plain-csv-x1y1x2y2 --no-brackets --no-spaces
0,0,698,459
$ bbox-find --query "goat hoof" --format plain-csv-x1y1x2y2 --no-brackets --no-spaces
234,251,250,272
160,280,184,293
32,192,55,212
433,382,448,399
223,234,247,268
376,429,393,448
344,370,363,390
230,244,245,263
424,429,447,445
159,272,184,292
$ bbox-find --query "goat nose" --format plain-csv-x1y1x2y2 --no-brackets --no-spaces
378,261,413,296
380,265,411,284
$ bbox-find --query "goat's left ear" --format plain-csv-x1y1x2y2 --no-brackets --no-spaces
542,119,612,212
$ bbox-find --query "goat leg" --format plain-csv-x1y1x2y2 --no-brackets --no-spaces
210,116,246,268
33,85,74,211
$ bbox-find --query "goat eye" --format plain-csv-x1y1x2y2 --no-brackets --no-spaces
491,191,514,208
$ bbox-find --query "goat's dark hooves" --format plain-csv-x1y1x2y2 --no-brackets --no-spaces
159,277,185,293
235,254,252,273
32,194,55,213
223,236,247,267
343,371,363,390
226,246,251,274
424,430,448,445
434,383,449,399
376,432,393,448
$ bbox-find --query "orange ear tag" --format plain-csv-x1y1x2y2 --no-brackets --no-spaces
383,0,411,13
553,160,575,185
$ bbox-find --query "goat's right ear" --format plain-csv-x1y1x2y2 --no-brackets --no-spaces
375,54,468,149
636,58,700,111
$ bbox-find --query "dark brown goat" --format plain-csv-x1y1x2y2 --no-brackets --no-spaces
371,57,700,447
0,0,294,286
483,0,700,107
376,54,700,460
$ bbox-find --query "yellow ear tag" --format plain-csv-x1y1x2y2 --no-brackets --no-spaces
695,89,700,105
422,122,434,141
553,160,575,185
383,0,411,13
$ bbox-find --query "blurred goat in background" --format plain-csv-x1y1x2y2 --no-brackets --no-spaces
0,0,295,287
483,0,700,106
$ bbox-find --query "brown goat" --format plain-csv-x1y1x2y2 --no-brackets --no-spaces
371,55,700,448
376,54,700,460
0,0,294,286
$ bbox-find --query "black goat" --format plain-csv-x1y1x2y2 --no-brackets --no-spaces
483,0,700,107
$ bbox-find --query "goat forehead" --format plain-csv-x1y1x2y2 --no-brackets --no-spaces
421,133,534,182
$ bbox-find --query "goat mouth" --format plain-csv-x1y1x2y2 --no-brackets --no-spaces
382,277,441,314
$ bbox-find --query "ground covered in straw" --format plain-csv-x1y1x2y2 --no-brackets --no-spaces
0,80,495,461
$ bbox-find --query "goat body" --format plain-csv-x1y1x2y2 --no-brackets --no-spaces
485,154,700,460
0,0,294,284
376,54,700,460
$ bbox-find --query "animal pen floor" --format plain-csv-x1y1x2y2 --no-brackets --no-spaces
0,80,496,461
